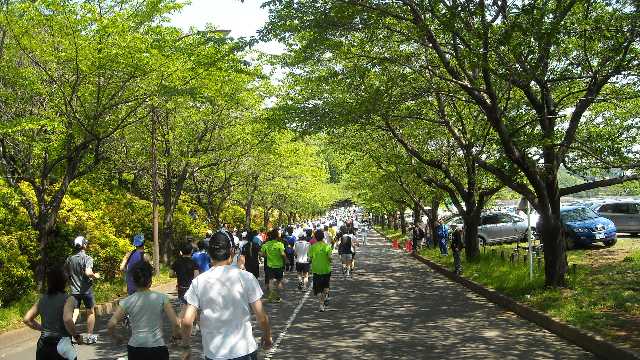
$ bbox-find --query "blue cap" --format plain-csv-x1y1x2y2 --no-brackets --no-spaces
133,234,145,247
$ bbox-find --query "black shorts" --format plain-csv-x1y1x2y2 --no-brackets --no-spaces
296,262,310,273
72,293,95,309
266,267,284,281
36,337,67,360
313,273,331,295
127,345,169,360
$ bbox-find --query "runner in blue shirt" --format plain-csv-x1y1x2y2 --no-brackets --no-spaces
192,241,212,273
284,227,297,272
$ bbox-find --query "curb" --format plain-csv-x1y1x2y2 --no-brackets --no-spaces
0,281,176,347
375,229,640,360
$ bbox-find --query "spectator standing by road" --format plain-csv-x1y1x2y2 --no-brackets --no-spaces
411,223,424,254
23,266,83,360
179,232,273,360
435,220,449,256
64,236,100,344
451,228,464,275
424,224,434,248
107,261,180,360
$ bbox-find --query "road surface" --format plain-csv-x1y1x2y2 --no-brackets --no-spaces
0,231,593,359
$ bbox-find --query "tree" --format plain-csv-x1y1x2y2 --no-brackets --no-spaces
263,0,640,286
0,0,178,282
266,41,503,259
113,29,262,260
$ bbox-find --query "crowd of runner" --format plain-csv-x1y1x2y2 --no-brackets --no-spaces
24,206,369,360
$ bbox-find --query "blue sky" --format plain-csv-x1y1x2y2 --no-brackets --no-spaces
170,0,284,54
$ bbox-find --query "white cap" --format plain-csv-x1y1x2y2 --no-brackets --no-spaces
73,236,87,247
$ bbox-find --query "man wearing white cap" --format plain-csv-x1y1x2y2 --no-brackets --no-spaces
64,236,101,344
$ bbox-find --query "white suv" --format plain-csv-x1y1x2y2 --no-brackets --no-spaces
591,201,640,236
445,212,532,246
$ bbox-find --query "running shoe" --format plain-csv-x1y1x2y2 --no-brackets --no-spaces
84,334,98,344
319,304,326,312
122,314,130,329
297,281,303,290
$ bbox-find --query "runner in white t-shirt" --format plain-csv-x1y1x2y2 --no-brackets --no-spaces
180,232,272,360
293,236,311,290
322,225,331,246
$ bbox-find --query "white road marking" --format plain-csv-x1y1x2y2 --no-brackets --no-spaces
264,286,312,360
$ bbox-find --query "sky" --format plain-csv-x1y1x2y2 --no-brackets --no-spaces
169,0,285,54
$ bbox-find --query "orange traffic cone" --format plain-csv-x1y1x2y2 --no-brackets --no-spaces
406,240,413,253
392,239,399,249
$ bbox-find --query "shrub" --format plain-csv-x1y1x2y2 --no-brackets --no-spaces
0,234,35,306
220,204,246,229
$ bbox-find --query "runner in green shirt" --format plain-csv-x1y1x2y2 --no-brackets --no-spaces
309,230,332,312
260,229,286,302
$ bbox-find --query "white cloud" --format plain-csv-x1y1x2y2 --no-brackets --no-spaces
169,0,285,54
170,0,287,76
170,0,266,37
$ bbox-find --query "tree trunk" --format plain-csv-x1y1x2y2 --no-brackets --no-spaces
162,210,173,264
540,195,567,287
263,207,271,229
244,198,253,230
399,206,407,235
161,164,175,265
35,218,55,290
427,198,441,247
413,205,421,225
461,210,482,261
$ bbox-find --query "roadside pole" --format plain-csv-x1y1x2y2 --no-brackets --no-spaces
151,106,160,274
527,201,533,281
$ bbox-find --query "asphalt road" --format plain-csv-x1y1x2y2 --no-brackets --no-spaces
0,231,594,359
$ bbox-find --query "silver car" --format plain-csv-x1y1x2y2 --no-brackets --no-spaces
445,212,531,246
591,201,640,236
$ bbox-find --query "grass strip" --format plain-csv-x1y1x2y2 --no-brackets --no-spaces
375,226,640,352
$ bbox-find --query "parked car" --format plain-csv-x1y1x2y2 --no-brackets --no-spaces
591,201,640,236
554,206,617,249
443,212,532,246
